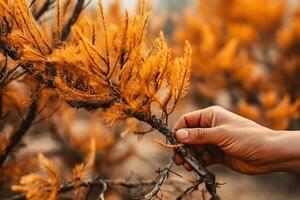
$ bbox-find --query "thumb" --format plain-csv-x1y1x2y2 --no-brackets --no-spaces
176,128,220,145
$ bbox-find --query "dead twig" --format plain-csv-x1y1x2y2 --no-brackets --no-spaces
154,138,184,149
144,157,174,200
176,179,203,200
61,0,85,41
0,87,40,169
34,0,55,20
7,178,158,200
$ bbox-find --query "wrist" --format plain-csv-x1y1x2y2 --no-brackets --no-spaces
269,130,300,173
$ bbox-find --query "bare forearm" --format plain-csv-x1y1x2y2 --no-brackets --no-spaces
271,130,300,173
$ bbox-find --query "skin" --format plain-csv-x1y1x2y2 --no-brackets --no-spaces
173,106,300,175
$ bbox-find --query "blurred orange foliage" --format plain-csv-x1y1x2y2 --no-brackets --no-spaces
174,0,300,130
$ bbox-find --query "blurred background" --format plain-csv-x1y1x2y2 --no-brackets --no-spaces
1,0,300,199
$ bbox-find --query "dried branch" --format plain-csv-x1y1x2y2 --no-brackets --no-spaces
7,178,157,200
176,179,203,200
144,157,174,200
0,88,40,169
0,42,19,60
61,0,85,41
0,64,22,90
133,113,220,200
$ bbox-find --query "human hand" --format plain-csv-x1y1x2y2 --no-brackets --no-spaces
173,106,281,175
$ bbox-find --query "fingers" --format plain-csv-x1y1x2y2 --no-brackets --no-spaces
176,127,221,145
201,151,212,166
174,144,217,169
174,150,214,171
174,127,221,171
183,162,193,171
174,154,184,165
175,146,204,171
175,153,198,171
175,154,193,171
200,147,223,166
173,106,222,131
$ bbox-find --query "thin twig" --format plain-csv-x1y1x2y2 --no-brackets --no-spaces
96,180,107,200
0,88,40,169
154,138,184,149
83,0,93,10
7,178,157,200
29,0,37,8
61,0,85,41
144,157,174,200
176,179,203,200
34,0,55,20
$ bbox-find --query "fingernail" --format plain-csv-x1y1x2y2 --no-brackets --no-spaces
176,129,188,141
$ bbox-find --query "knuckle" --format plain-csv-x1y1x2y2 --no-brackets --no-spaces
211,105,223,113
190,128,204,140
179,114,187,124
182,114,190,127
216,125,227,133
174,115,187,130
181,114,188,120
